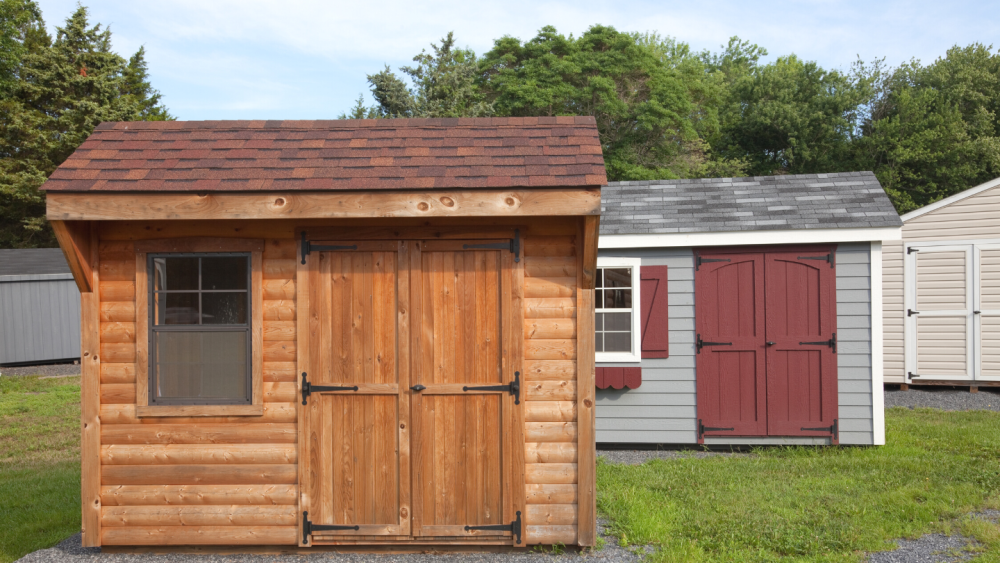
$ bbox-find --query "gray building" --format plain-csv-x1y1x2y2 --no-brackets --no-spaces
0,248,81,365
594,172,901,446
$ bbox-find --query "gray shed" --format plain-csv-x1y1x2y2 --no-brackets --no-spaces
0,248,81,365
594,172,901,446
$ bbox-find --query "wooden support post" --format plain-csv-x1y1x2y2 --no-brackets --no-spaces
899,384,909,391
971,386,979,394
576,215,598,547
80,224,101,546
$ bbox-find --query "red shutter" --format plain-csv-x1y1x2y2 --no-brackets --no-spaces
595,367,642,390
640,266,669,358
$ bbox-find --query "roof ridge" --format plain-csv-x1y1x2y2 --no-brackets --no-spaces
94,116,599,131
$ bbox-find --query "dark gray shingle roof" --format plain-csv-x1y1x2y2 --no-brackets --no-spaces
0,249,71,276
601,171,902,235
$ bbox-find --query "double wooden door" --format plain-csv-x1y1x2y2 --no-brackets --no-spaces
299,240,523,545
695,248,839,442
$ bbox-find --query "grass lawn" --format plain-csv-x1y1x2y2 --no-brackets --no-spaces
598,408,1000,562
0,376,81,563
1,375,998,562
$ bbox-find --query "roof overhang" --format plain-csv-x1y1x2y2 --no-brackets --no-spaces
599,226,902,249
901,175,1000,222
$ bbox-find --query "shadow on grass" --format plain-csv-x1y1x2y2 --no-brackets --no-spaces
0,461,80,563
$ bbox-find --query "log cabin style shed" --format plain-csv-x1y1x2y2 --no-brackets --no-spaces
883,175,1000,387
43,118,603,549
595,172,901,446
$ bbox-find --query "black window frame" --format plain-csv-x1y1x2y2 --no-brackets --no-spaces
147,252,253,406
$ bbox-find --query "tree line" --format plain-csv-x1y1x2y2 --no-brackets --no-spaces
2,2,998,248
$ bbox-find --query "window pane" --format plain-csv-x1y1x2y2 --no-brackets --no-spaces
156,292,199,325
604,268,631,288
604,289,632,309
154,331,248,401
595,269,603,289
202,257,248,290
595,332,603,353
594,312,603,331
154,257,198,291
202,292,248,325
605,312,631,331
604,332,631,352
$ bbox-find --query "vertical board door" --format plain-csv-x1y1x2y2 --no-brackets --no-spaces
303,242,410,540
694,253,767,438
906,245,974,381
976,244,1000,381
410,241,524,540
764,251,838,439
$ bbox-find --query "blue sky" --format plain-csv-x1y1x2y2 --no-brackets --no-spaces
34,0,1000,121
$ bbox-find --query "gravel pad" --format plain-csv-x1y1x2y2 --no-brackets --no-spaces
866,534,979,563
16,521,644,563
0,362,81,377
598,449,751,465
885,387,1000,411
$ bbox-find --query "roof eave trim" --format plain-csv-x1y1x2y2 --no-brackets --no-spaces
901,175,1000,222
599,226,902,249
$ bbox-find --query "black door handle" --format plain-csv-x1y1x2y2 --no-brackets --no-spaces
766,341,776,346
410,384,426,392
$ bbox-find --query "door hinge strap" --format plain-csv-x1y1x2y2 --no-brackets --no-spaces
800,419,838,439
695,256,730,270
302,511,358,543
462,229,520,263
696,334,732,353
300,232,358,264
908,309,919,317
698,419,735,438
301,372,359,405
797,253,835,268
464,511,522,544
908,372,921,378
907,247,919,254
462,371,520,404
798,333,837,353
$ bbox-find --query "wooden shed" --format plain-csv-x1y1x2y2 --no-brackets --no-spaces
595,172,901,446
43,118,603,549
883,175,1000,387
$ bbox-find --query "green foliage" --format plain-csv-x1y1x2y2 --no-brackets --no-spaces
597,408,1000,562
0,0,40,95
0,4,171,248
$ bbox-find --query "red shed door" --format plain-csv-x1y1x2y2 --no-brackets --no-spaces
694,253,767,437
764,251,838,440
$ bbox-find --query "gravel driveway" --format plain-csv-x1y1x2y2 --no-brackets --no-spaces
885,386,1000,411
0,362,80,377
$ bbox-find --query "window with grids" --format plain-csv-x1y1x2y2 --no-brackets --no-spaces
148,253,252,405
595,266,634,353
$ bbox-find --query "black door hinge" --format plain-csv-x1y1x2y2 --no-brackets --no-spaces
908,371,920,379
695,256,730,270
462,371,520,404
464,511,522,544
696,334,732,353
907,247,919,254
300,232,358,264
908,309,919,317
797,253,835,268
301,372,358,405
801,419,838,439
463,229,520,263
698,419,735,438
302,511,358,543
799,333,837,353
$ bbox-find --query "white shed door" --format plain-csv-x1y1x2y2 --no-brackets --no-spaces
976,245,1000,381
905,245,974,381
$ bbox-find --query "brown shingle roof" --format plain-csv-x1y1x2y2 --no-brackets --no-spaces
42,117,607,192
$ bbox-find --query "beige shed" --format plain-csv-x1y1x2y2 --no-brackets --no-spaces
883,176,1000,386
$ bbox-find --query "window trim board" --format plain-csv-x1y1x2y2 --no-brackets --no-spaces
134,238,265,418
595,256,642,363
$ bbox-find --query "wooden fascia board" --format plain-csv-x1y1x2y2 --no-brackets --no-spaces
45,188,602,221
50,219,94,293
580,215,600,290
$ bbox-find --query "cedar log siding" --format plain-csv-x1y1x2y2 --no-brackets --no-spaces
88,218,589,547
96,235,299,546
595,245,876,446
883,183,1000,383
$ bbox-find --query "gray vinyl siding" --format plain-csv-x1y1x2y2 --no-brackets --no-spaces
595,244,876,446
0,274,81,365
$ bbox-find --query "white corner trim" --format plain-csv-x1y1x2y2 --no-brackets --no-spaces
901,175,1000,222
595,256,642,364
599,227,901,249
870,241,886,446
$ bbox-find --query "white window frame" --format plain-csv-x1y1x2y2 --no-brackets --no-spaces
595,256,642,363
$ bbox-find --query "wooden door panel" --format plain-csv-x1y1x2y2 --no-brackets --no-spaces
695,254,767,438
412,245,517,539
764,251,837,439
